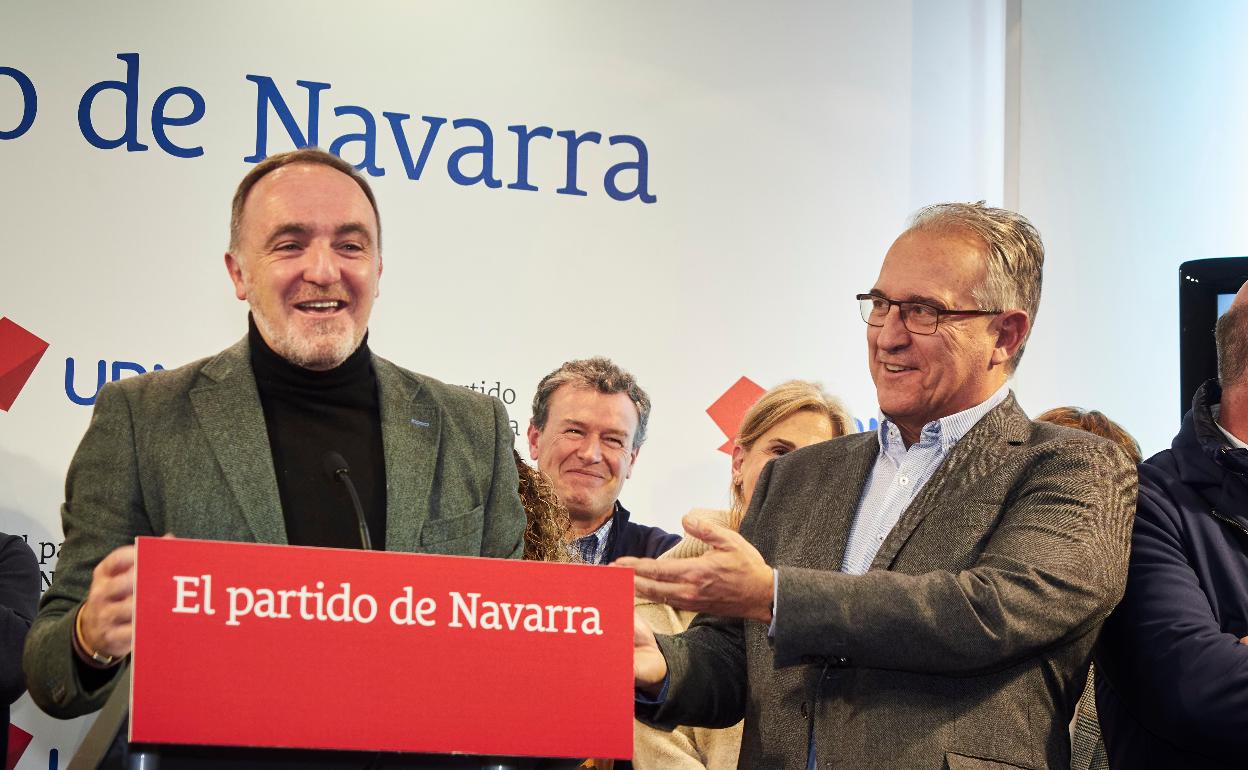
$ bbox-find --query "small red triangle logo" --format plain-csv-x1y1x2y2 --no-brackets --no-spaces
0,317,50,412
706,376,765,454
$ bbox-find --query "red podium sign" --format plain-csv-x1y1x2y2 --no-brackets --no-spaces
130,537,634,759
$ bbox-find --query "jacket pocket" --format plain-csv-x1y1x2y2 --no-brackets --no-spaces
945,752,1031,770
419,505,484,555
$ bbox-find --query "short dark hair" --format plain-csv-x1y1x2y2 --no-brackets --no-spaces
1217,302,1248,388
530,357,651,450
229,147,381,251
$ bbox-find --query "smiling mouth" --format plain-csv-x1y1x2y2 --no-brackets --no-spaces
882,363,916,373
294,300,347,314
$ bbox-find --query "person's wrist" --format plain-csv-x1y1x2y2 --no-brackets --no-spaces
73,603,120,669
748,563,775,623
638,661,668,698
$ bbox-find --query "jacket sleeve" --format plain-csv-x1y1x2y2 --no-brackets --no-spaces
769,438,1136,674
479,398,525,559
632,599,716,768
23,384,147,717
1093,470,1248,755
638,614,751,731
0,535,38,705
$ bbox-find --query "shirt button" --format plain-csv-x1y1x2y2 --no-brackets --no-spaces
898,475,909,486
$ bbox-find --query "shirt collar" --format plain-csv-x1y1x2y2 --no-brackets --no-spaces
571,513,615,564
573,504,617,546
876,382,1011,455
1211,404,1248,449
585,514,614,545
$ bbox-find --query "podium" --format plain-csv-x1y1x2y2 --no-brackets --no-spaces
68,538,632,769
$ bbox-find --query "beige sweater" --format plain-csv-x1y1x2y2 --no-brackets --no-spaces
632,508,743,770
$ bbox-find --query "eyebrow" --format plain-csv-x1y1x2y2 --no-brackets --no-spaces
558,419,629,439
264,223,312,247
264,222,375,248
869,289,949,309
334,222,374,245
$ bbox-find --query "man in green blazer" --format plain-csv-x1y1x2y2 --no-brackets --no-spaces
624,203,1137,769
24,148,526,722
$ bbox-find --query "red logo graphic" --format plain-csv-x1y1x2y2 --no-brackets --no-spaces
707,376,765,454
7,723,32,770
0,318,49,412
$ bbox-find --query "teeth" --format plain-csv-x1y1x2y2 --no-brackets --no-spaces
299,301,341,309
884,364,911,372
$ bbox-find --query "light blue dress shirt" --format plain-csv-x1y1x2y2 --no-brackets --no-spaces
803,382,1010,770
840,382,1011,575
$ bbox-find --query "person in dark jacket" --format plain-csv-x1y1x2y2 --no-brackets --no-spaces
1095,281,1248,769
527,357,679,564
0,532,38,762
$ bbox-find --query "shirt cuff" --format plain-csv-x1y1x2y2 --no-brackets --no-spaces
767,567,779,639
635,672,671,706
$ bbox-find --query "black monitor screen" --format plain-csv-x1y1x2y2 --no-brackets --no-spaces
1179,257,1248,416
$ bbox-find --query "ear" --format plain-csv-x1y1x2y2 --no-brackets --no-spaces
989,309,1030,367
625,445,641,479
224,252,248,301
526,422,542,462
730,440,746,486
374,253,383,298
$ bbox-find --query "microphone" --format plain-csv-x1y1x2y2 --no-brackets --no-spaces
322,451,374,550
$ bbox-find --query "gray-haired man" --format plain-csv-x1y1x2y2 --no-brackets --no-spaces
623,203,1137,770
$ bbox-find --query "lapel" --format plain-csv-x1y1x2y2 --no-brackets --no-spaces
189,337,286,544
790,432,878,571
868,394,1033,571
373,356,441,552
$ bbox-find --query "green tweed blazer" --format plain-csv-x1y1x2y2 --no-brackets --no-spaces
23,336,525,717
641,395,1137,770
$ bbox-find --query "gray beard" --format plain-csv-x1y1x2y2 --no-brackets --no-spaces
251,304,361,371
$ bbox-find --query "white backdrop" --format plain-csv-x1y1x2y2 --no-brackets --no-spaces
2,1,1244,765
1010,0,1248,452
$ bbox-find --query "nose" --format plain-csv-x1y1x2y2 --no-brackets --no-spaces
302,241,341,286
874,303,911,351
576,434,603,464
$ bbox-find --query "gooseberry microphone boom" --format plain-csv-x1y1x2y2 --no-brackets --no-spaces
322,450,373,551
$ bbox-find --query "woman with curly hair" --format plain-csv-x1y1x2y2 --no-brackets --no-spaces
514,449,575,563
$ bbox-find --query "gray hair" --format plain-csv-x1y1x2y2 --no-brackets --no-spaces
1217,303,1248,388
531,357,651,450
907,201,1045,372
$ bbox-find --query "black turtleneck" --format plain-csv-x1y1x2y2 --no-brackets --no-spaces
249,316,387,550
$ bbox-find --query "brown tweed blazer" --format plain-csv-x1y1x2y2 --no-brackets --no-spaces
640,395,1136,770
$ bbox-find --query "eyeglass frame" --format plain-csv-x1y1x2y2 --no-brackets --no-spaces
856,292,1001,335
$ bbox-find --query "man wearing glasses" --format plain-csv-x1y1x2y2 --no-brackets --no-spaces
621,202,1137,770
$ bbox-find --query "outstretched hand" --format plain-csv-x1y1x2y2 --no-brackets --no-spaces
616,513,774,623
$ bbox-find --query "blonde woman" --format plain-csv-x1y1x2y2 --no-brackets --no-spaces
632,381,852,770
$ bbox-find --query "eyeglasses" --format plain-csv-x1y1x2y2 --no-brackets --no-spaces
856,293,1000,335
